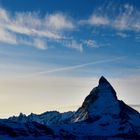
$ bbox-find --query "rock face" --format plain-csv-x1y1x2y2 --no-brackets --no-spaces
71,76,119,122
0,76,140,139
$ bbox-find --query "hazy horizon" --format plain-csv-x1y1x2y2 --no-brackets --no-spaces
0,76,140,118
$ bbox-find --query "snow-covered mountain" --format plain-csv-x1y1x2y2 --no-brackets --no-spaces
0,76,140,139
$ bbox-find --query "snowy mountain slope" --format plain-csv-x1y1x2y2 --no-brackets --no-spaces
9,111,74,126
0,76,140,139
0,119,54,138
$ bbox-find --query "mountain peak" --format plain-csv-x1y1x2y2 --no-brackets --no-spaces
71,76,119,122
99,76,111,87
98,76,117,99
99,76,109,84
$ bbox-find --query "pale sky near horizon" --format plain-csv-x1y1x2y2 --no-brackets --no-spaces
0,0,140,118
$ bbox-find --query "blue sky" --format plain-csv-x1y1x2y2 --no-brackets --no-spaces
0,0,140,117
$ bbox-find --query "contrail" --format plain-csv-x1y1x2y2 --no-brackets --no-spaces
25,56,125,77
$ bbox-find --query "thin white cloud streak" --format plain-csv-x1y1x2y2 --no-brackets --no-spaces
6,24,62,39
25,56,125,77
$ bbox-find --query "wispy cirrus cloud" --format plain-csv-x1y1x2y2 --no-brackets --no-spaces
0,27,17,45
55,39,100,52
84,40,99,48
0,7,74,49
80,15,109,26
1,3,139,51
46,13,74,31
81,4,140,32
33,39,47,50
6,12,71,39
67,40,83,52
113,4,140,31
